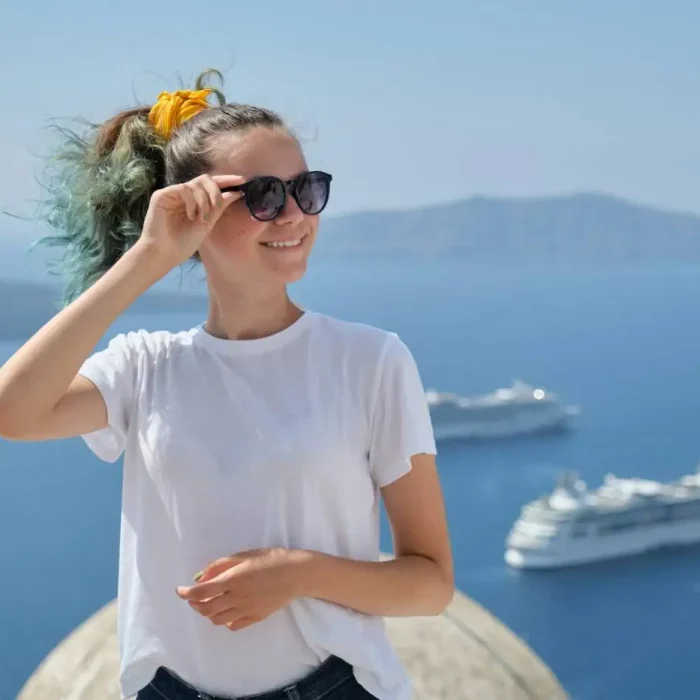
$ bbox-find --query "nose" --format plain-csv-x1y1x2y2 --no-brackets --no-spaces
274,190,305,226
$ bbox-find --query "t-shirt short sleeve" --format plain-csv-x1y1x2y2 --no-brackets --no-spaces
368,334,437,487
77,332,141,463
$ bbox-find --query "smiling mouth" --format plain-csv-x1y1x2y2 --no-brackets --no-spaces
260,235,307,249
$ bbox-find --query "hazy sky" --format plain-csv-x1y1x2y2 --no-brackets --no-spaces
2,0,700,232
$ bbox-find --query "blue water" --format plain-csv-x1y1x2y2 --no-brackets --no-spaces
3,260,700,700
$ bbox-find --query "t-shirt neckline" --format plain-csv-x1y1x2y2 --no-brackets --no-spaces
191,310,315,356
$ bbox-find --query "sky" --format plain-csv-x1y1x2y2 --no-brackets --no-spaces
1,0,700,246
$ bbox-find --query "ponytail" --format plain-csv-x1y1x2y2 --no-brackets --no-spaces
35,105,165,305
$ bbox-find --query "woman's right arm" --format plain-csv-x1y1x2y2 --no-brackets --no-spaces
0,173,243,442
0,242,172,441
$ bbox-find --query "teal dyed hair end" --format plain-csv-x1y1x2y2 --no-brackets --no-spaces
33,112,165,305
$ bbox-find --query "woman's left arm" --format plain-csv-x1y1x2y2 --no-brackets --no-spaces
298,452,454,617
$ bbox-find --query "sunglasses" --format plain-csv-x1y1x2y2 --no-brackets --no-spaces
220,171,332,222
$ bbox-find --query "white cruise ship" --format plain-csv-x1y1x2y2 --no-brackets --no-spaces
505,469,700,569
426,380,578,441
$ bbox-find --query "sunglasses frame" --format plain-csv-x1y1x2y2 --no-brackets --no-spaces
220,170,333,221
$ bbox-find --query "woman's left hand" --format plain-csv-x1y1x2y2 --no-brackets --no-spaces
176,548,310,631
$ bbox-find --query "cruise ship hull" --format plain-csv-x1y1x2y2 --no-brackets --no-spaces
505,519,700,570
432,408,576,442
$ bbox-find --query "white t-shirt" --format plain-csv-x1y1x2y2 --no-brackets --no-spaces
78,310,437,700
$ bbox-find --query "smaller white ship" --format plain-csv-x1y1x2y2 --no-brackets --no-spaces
426,380,578,441
505,468,700,569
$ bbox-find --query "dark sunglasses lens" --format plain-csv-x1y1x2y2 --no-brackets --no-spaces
296,172,330,215
247,178,285,221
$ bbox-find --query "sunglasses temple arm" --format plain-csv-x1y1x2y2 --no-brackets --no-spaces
219,185,243,193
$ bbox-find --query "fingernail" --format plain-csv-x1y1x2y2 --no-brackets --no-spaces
193,571,204,582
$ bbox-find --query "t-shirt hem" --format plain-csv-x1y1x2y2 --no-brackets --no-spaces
374,444,438,488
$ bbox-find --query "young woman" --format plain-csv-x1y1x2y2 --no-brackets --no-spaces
0,70,453,700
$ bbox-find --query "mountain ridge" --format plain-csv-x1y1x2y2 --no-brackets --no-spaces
315,192,700,260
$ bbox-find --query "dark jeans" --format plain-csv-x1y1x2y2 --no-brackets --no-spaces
136,655,378,700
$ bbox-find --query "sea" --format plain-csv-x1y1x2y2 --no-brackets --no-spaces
3,258,700,700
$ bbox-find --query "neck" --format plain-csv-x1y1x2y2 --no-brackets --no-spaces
203,278,303,341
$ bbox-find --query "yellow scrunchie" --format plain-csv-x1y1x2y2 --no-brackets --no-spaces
148,88,213,140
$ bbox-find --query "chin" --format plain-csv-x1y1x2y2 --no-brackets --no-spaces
255,255,308,285
277,261,309,284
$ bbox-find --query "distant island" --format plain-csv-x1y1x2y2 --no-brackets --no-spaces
315,192,700,261
0,280,206,341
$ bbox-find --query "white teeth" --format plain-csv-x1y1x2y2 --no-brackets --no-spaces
263,239,302,248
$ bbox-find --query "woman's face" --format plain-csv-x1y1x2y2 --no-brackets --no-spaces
199,127,320,290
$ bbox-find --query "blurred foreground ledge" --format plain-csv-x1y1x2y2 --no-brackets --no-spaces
18,584,568,700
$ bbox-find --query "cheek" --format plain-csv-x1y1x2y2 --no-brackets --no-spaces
207,207,269,257
307,216,320,239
